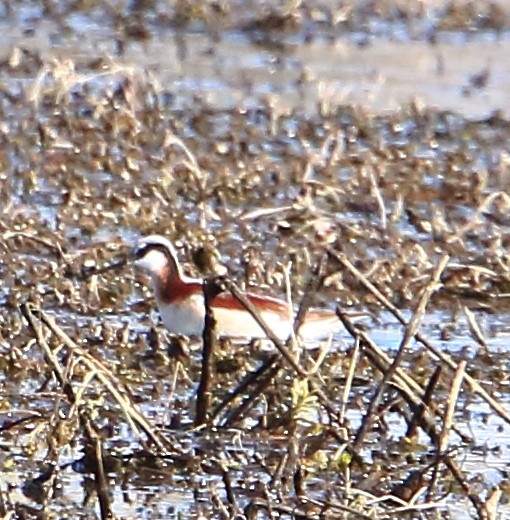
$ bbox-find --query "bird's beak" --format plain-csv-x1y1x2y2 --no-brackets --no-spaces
80,255,128,279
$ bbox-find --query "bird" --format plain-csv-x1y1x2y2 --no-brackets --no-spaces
132,235,340,340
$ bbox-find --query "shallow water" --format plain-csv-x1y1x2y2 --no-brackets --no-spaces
2,1,510,518
3,1,510,120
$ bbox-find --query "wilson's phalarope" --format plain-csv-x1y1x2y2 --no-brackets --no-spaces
132,235,339,340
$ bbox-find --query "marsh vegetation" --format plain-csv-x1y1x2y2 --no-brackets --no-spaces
1,1,510,518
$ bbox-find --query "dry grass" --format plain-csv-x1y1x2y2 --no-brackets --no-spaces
1,4,510,518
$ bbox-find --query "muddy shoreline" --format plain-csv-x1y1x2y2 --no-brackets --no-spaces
1,2,510,519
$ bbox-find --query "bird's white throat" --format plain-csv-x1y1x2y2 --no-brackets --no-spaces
134,248,168,276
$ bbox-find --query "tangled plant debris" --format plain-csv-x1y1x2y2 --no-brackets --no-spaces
1,1,510,519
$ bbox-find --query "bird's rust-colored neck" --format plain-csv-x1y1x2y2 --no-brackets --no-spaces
153,258,201,305
147,244,291,315
155,265,290,317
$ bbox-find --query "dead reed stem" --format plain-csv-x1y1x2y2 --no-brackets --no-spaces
210,353,280,423
195,277,220,426
353,254,450,450
337,309,469,443
440,360,466,453
22,303,171,452
222,361,281,426
212,258,329,425
329,247,510,426
224,279,340,419
339,336,360,425
82,415,113,520
292,255,327,335
224,279,307,377
406,365,442,438
426,360,485,517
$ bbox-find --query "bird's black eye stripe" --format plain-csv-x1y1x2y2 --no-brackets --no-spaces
133,244,149,259
133,243,170,259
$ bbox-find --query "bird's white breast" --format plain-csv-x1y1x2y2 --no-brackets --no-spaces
158,293,206,337
157,294,293,339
